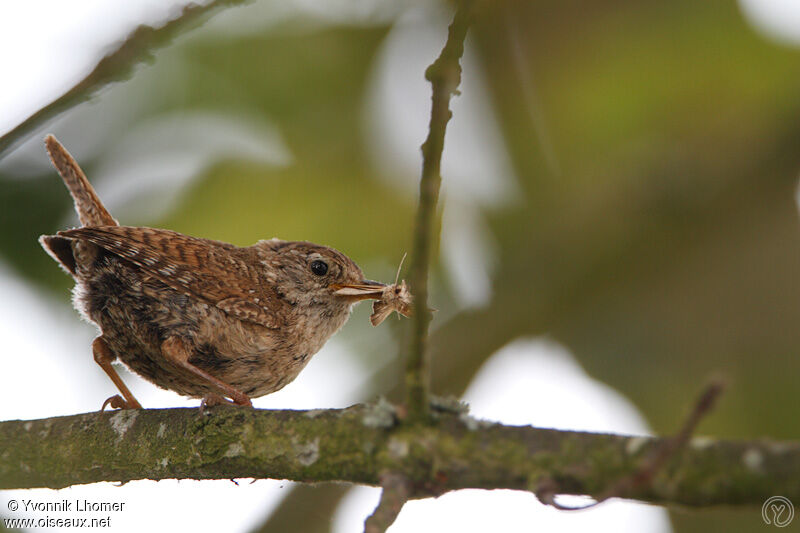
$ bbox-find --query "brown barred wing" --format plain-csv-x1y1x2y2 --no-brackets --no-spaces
57,226,284,329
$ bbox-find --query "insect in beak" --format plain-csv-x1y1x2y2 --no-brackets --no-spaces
331,280,387,301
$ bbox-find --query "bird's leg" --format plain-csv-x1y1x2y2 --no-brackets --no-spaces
92,336,143,410
161,337,253,407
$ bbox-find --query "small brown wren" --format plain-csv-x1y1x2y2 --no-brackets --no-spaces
39,135,406,409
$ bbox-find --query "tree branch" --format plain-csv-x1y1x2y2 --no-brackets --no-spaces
0,0,251,157
538,378,726,510
406,0,474,425
364,472,412,533
1,405,797,508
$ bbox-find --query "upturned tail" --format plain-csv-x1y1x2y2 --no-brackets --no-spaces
44,134,117,227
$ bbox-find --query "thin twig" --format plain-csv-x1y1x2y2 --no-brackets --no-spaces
539,377,727,510
405,0,474,425
0,0,251,158
364,473,412,533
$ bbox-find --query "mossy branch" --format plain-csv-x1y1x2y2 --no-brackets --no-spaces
0,0,251,158
1,404,797,508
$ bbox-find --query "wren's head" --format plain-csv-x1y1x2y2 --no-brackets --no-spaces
255,239,386,313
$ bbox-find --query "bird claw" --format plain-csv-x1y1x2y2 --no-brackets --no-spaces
200,393,252,412
232,392,253,407
200,393,229,411
101,394,141,411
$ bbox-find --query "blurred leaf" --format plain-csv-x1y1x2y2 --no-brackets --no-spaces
158,26,415,261
0,175,73,291
449,0,800,441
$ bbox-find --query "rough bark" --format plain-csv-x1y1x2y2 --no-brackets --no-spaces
1,404,797,508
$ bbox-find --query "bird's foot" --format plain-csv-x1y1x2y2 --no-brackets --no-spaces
200,392,252,412
101,394,142,411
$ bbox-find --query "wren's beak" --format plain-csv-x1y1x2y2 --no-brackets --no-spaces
331,279,387,301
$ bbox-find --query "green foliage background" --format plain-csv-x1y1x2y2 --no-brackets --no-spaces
1,1,799,531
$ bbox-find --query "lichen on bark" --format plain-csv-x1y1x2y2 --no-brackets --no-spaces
1,405,797,509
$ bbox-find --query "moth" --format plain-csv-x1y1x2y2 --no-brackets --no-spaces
370,280,413,326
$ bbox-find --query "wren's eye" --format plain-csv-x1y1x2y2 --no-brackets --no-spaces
310,260,329,276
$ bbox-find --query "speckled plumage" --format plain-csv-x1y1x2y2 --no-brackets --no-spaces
39,135,389,408
63,232,359,398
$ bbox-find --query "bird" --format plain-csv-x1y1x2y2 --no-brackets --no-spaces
38,134,405,409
